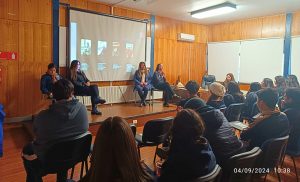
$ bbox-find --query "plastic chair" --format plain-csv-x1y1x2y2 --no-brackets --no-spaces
135,117,173,163
150,88,164,105
258,135,289,182
187,165,222,182
41,131,92,181
224,103,245,122
282,132,300,182
224,147,262,182
202,75,216,89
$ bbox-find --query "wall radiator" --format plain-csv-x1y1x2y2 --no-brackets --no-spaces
76,86,163,106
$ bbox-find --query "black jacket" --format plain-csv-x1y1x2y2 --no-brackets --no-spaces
196,106,244,166
240,112,289,149
284,105,300,151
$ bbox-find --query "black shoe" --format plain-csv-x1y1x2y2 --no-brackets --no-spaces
142,101,147,106
139,103,143,107
163,103,170,107
95,97,106,104
91,109,102,115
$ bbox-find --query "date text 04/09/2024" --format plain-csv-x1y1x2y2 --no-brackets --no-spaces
233,168,291,174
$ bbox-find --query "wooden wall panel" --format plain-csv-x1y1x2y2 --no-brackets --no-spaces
59,6,67,27
240,18,263,39
69,0,88,9
19,0,38,22
0,0,19,20
38,0,52,24
292,11,300,36
87,1,111,14
261,14,286,38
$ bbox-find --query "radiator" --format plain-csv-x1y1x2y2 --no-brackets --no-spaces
77,86,163,106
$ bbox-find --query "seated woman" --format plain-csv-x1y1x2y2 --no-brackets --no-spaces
224,81,245,107
206,82,226,110
81,116,153,182
152,64,178,107
68,60,106,115
40,63,62,98
261,78,274,88
177,80,201,108
134,62,152,107
243,82,261,119
274,75,286,97
159,109,216,182
223,73,236,90
287,74,300,88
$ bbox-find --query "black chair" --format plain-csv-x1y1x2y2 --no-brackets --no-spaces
188,165,222,182
202,75,216,89
282,134,300,182
42,132,92,181
135,117,173,163
129,123,137,136
223,147,262,182
257,135,289,182
224,103,245,122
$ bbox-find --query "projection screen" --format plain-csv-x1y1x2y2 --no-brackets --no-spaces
70,9,147,81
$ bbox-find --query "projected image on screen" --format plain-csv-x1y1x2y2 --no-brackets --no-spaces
112,42,120,57
97,41,107,56
81,39,91,56
70,10,147,81
125,43,134,58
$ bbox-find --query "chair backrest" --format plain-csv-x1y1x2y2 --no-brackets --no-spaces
129,123,137,136
188,165,222,182
42,131,92,174
225,103,245,122
142,117,173,144
258,135,289,169
226,147,262,182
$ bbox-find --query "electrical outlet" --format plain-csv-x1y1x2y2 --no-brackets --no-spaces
133,120,138,124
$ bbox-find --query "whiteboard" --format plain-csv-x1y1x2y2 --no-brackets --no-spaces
208,42,240,82
59,26,67,67
239,38,284,83
146,37,151,68
291,37,300,79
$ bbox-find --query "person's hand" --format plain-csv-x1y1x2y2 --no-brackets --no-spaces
176,106,183,112
144,82,148,86
85,82,91,86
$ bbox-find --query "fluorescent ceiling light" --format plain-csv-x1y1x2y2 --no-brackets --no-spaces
191,2,237,19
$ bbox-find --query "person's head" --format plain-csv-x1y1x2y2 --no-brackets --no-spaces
283,88,300,107
227,81,241,95
287,75,300,88
52,79,74,101
275,76,286,88
171,109,206,148
47,63,57,76
70,60,81,71
88,116,151,182
138,62,146,71
155,64,163,72
261,78,274,88
249,82,261,93
185,80,200,97
226,73,235,82
256,88,278,112
209,82,225,100
184,98,206,110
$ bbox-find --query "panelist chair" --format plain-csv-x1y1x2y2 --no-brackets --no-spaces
41,132,92,181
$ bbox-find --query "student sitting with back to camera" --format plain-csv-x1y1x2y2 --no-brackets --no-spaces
177,80,202,109
22,79,89,182
40,63,62,98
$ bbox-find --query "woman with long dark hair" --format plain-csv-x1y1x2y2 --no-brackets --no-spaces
287,75,300,88
159,109,216,181
134,62,152,107
152,64,178,107
68,60,106,115
223,73,235,90
261,78,274,88
274,75,286,97
224,81,245,106
81,117,153,182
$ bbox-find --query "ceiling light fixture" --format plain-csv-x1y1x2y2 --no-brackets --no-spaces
191,2,237,19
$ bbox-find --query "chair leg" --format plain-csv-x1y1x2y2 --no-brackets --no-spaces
80,161,84,179
57,170,68,182
70,166,75,179
85,160,89,174
291,156,299,182
153,145,158,163
281,154,286,167
138,146,141,159
275,168,281,182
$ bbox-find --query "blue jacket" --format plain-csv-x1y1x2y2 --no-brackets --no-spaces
0,104,5,157
284,105,300,152
133,70,152,90
152,71,166,87
40,73,62,94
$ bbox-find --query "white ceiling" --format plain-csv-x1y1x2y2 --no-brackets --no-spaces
95,0,300,24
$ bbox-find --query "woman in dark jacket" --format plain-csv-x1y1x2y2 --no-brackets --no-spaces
133,62,152,107
184,98,246,167
159,109,216,182
243,82,261,119
68,60,106,115
224,81,245,107
152,64,177,107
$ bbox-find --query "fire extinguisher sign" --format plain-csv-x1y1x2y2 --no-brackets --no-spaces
0,51,17,60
